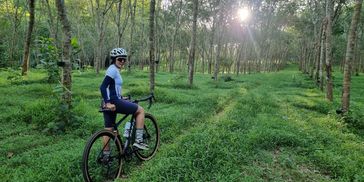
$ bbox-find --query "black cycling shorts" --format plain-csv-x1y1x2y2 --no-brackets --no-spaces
103,99,138,128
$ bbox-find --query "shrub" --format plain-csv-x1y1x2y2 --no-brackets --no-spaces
16,99,59,131
14,97,82,134
36,36,60,83
221,75,234,82
167,74,196,89
6,67,24,84
343,111,364,130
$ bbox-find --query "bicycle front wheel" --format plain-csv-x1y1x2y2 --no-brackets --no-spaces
82,130,123,182
135,113,160,161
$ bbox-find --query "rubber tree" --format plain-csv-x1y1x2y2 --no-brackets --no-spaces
325,0,334,101
128,0,137,72
21,0,35,76
55,0,72,109
188,0,198,86
149,0,156,92
341,0,363,113
213,0,224,82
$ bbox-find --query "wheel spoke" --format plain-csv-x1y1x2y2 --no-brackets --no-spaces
135,114,160,161
82,130,122,181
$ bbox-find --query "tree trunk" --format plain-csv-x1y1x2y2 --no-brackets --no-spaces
55,0,72,109
236,43,243,76
315,20,323,84
299,42,303,71
208,3,218,75
140,0,146,69
96,30,104,72
325,0,334,101
116,0,131,48
21,0,35,76
117,0,123,46
154,0,160,73
44,0,57,40
214,7,224,82
208,24,215,75
6,0,24,67
243,43,248,74
188,0,198,86
168,0,182,73
319,18,327,91
342,0,363,113
149,0,156,92
308,48,314,75
128,0,136,72
311,0,319,79
201,46,206,74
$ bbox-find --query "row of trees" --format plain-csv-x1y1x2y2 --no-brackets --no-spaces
1,0,299,75
0,0,363,116
296,0,363,114
0,0,300,116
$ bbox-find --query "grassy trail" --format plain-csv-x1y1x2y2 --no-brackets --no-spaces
125,70,364,181
0,68,363,181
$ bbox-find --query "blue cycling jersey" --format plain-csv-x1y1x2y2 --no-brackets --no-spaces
100,64,123,103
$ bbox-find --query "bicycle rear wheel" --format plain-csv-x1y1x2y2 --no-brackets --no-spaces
135,113,160,161
82,130,123,182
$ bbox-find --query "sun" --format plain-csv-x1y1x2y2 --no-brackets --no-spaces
238,7,250,22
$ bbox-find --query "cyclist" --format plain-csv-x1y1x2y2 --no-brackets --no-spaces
100,48,148,151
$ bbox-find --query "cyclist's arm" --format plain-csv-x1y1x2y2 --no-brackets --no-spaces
100,76,116,111
100,66,118,103
100,75,113,103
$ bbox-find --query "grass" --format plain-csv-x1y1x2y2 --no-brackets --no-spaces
0,67,363,181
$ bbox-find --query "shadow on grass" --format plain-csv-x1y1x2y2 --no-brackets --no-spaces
292,102,331,115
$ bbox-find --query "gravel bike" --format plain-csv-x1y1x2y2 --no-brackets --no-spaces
81,93,160,181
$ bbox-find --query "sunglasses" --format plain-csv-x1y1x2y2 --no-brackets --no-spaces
116,57,127,62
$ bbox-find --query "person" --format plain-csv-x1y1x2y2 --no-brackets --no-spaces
100,47,148,150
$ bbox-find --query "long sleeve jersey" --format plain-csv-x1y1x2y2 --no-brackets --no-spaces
100,64,123,103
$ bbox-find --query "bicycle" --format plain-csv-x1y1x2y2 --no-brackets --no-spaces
81,93,160,182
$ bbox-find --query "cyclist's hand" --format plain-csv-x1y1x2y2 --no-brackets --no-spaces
104,103,116,111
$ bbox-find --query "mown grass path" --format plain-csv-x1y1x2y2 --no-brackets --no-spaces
0,68,363,181
125,70,364,181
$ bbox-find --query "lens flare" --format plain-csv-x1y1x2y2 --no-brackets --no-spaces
238,8,250,22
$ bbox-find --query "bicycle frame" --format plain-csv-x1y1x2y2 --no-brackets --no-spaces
100,93,155,156
113,113,136,155
108,94,155,155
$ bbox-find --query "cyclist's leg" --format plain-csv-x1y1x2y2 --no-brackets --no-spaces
113,99,138,115
114,99,147,149
103,111,116,152
134,106,149,149
134,106,145,128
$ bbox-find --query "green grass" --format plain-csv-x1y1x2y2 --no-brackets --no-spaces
0,67,363,181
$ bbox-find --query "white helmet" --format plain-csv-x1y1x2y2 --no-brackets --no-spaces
110,48,127,58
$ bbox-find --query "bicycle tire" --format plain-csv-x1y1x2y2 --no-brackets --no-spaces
82,130,123,182
135,113,160,161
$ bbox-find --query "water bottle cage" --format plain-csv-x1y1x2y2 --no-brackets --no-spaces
123,120,134,138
